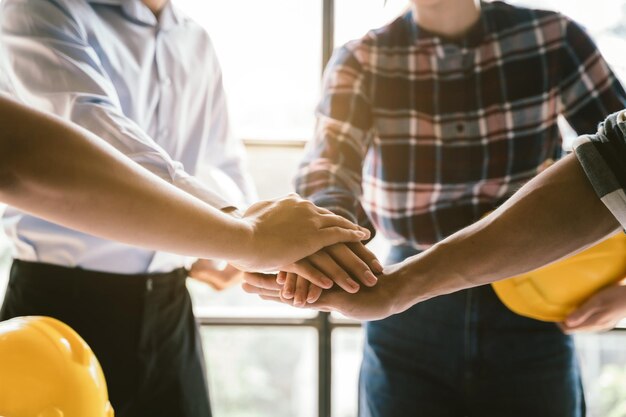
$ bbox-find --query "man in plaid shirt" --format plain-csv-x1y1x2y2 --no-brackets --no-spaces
295,0,626,415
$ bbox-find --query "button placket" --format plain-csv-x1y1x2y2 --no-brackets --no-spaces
154,30,172,142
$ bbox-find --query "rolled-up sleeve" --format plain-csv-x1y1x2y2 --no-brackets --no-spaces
574,111,626,228
0,0,232,209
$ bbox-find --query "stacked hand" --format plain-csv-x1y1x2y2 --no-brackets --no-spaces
275,242,383,307
233,194,371,273
242,239,387,312
243,260,416,321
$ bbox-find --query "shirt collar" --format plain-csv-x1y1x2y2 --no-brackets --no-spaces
87,0,182,29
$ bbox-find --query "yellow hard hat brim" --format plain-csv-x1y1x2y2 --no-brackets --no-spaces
492,232,626,322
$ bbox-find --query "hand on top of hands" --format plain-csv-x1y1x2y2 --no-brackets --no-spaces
232,194,371,272
276,242,383,306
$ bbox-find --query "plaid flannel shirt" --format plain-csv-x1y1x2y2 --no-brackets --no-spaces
296,1,626,249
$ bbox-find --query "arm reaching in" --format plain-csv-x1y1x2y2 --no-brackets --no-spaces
244,151,621,320
0,95,370,272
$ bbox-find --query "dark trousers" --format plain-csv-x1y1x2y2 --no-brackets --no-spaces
358,245,585,417
0,260,212,417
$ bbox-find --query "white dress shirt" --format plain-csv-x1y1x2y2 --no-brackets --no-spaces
0,0,256,273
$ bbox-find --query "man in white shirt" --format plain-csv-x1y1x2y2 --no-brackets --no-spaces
0,0,254,415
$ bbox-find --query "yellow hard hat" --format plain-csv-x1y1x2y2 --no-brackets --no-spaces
492,232,626,322
0,316,114,417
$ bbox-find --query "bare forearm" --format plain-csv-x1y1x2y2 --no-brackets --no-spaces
0,96,252,261
397,153,621,309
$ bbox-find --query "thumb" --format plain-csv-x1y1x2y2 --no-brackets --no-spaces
308,289,334,307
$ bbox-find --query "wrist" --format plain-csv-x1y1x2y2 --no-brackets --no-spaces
383,262,419,315
394,244,471,310
225,216,256,269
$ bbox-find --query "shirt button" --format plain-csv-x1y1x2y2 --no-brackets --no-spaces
159,128,170,137
162,77,172,86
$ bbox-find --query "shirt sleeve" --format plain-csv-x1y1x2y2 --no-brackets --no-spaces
0,0,233,210
559,16,626,134
295,44,375,236
574,111,626,228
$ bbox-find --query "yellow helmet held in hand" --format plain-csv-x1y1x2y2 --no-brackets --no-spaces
492,232,626,322
0,316,114,417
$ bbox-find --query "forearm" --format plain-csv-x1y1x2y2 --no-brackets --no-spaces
0,97,252,262
395,153,620,310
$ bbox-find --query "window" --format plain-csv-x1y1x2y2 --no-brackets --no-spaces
201,326,318,417
175,0,323,142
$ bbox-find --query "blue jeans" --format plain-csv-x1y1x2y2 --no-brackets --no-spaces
358,245,585,417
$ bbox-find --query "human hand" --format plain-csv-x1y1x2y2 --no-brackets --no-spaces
234,194,370,272
560,282,626,333
242,262,408,321
275,272,325,307
188,259,243,291
277,242,384,306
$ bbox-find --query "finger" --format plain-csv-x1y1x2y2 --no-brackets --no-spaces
562,321,612,334
318,226,371,247
260,294,290,305
242,283,281,297
306,291,339,313
319,213,371,235
347,242,384,274
242,273,282,291
259,294,320,312
565,298,600,327
561,310,610,333
282,260,334,289
293,276,310,307
314,210,355,227
307,250,360,293
326,244,377,287
307,284,323,304
281,273,298,299
276,270,287,285
316,210,372,237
